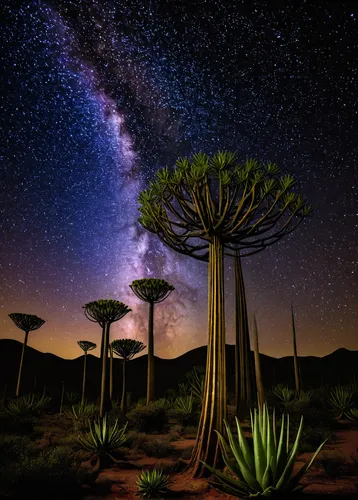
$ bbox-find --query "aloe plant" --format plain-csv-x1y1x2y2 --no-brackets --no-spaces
328,385,355,419
5,392,51,417
64,402,98,422
201,403,330,497
136,468,170,498
75,415,128,468
185,366,205,403
174,395,194,414
346,408,358,421
271,385,295,408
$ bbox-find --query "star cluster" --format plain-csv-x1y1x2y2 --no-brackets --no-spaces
0,0,357,359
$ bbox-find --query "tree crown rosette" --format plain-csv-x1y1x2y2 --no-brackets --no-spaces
138,151,313,260
78,340,97,352
8,313,45,332
129,278,175,303
83,299,131,324
111,339,146,361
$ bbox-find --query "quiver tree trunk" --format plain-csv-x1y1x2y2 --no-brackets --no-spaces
81,351,87,405
109,344,113,401
146,301,155,404
16,330,29,397
252,313,265,411
291,305,301,394
185,236,226,478
99,323,112,417
234,253,255,418
120,358,127,415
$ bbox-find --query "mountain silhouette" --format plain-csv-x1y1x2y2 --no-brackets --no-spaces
0,339,357,406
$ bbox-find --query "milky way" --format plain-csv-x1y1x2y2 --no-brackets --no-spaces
0,0,357,359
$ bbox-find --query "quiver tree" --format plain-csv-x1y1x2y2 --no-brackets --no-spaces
9,313,45,397
291,304,301,394
129,278,174,404
83,300,131,417
111,339,145,414
77,341,97,404
138,151,312,477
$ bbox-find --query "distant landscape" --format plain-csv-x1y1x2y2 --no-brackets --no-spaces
1,339,357,405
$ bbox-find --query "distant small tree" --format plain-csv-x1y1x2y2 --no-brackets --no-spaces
77,340,97,404
9,313,45,397
83,300,131,417
111,339,146,415
129,278,174,404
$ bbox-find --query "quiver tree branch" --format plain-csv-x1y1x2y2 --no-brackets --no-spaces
9,313,45,397
137,151,312,477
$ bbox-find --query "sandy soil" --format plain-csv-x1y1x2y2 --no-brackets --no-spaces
81,426,358,499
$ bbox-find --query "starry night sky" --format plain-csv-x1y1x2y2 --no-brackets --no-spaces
1,0,357,360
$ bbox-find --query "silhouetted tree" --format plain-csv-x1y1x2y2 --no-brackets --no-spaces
291,304,301,394
77,340,97,404
129,278,174,404
8,313,45,397
111,338,145,414
138,151,312,477
83,300,131,417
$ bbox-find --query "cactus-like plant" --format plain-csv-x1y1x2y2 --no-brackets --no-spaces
174,395,194,414
271,385,295,408
8,313,46,397
185,366,205,404
78,341,97,404
329,385,355,419
83,300,131,417
111,338,145,415
129,279,174,404
5,391,51,417
346,408,358,421
202,403,330,497
136,468,170,498
75,415,128,468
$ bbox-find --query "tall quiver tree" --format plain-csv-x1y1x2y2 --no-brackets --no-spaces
83,300,131,418
112,339,145,415
291,304,301,394
77,341,97,404
9,313,45,397
138,151,312,477
129,279,174,404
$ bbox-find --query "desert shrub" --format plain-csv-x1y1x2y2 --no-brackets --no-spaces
127,403,168,433
318,451,346,479
64,391,81,405
139,436,176,458
180,445,194,460
0,443,86,498
182,425,197,438
168,424,184,440
0,411,34,434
